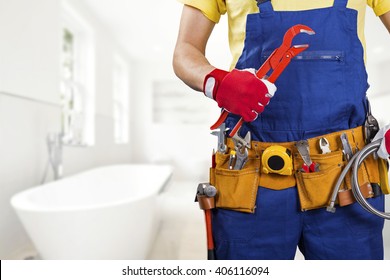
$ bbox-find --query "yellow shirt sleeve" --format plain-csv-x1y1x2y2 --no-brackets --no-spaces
367,0,390,16
177,0,227,23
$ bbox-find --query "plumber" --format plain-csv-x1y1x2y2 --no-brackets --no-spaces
173,0,390,259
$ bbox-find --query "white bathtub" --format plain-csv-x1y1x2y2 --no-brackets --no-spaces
10,164,173,260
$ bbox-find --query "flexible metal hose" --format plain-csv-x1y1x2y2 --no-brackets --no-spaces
351,139,390,219
327,139,390,219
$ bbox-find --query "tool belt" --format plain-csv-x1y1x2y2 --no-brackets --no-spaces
209,126,387,213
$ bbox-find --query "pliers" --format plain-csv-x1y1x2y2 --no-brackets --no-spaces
302,160,320,173
296,140,320,173
210,24,315,138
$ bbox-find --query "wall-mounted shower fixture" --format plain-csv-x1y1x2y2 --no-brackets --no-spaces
41,132,63,184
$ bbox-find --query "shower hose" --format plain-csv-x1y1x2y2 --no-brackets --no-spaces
327,138,390,219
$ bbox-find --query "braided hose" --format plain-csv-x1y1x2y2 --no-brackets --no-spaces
327,139,390,219
351,139,390,219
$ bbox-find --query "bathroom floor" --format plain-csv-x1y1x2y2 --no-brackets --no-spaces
148,180,305,260
147,181,207,260
153,181,390,260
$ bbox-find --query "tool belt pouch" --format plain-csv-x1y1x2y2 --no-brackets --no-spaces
295,151,344,211
295,150,381,211
209,152,260,213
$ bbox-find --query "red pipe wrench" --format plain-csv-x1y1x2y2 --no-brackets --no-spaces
210,24,315,137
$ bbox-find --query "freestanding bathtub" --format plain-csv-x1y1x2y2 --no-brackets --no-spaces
10,164,173,260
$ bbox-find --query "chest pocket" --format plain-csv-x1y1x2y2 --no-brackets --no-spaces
259,50,348,131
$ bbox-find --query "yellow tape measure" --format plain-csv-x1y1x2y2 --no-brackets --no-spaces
262,145,293,176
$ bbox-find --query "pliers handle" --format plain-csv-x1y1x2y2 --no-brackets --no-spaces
302,162,320,173
210,24,315,137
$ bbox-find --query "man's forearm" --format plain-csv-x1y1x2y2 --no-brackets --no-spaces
173,5,217,92
173,41,215,92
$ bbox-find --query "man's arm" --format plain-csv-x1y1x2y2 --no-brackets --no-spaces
172,5,216,92
173,4,276,122
380,10,390,32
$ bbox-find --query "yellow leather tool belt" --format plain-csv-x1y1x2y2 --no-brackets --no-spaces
209,126,384,213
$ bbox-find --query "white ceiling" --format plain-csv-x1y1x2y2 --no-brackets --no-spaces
81,0,230,66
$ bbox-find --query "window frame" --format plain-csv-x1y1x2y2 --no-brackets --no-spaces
112,54,130,144
60,2,95,146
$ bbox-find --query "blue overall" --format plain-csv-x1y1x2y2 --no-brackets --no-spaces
213,0,385,259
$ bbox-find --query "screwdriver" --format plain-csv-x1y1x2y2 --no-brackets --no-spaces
228,150,236,170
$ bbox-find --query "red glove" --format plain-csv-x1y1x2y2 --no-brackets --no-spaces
373,124,390,159
203,68,276,122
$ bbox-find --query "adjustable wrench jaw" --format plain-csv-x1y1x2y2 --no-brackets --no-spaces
279,24,315,53
232,132,251,170
210,123,229,153
232,130,251,150
257,24,315,82
266,45,309,83
233,145,249,170
210,24,315,146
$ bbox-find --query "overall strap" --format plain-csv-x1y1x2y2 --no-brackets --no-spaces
333,0,348,8
257,0,273,14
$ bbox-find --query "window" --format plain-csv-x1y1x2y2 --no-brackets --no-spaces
152,80,215,125
112,54,129,144
60,3,95,146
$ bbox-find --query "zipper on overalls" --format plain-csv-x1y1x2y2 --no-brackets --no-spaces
262,51,344,62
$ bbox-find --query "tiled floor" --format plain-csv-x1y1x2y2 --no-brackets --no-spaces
151,180,390,260
147,180,305,260
147,181,206,260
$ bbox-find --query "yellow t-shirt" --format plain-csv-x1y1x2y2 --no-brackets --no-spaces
178,0,390,68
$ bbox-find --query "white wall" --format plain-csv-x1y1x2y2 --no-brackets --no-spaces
0,0,133,259
130,15,230,183
0,0,61,105
131,59,219,182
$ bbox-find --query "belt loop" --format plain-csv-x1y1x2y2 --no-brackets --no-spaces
256,0,274,14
